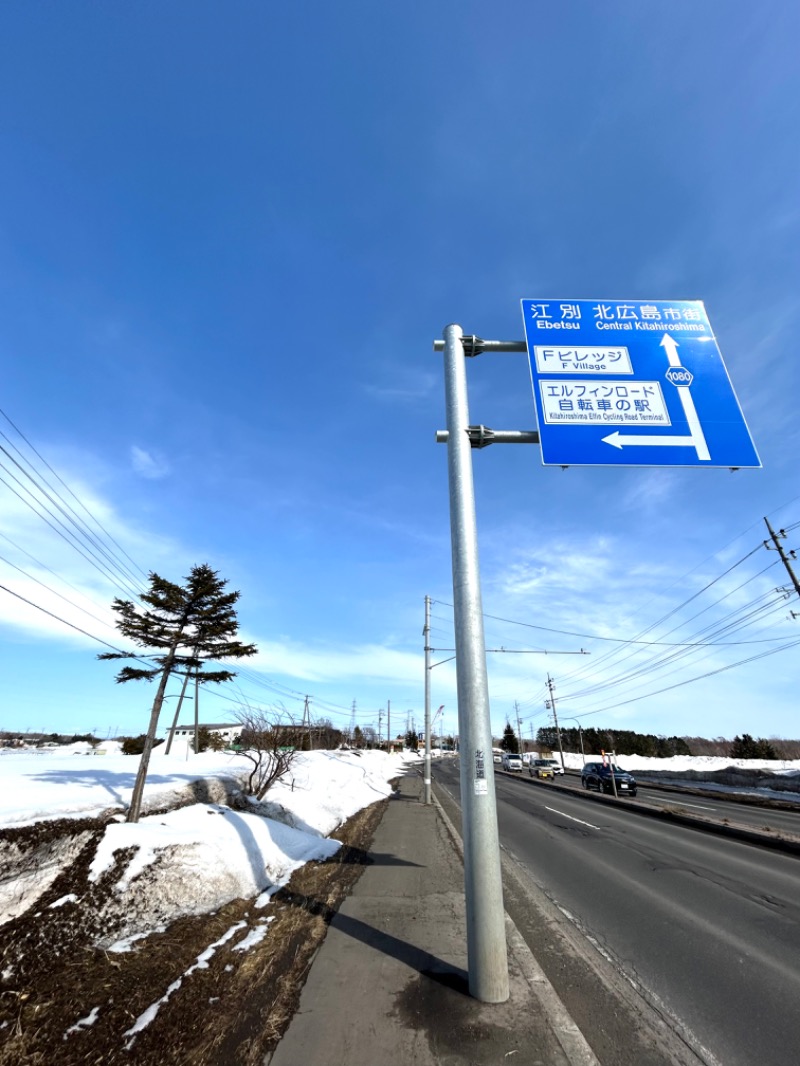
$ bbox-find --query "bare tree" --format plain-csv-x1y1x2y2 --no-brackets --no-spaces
234,705,300,800
313,717,344,750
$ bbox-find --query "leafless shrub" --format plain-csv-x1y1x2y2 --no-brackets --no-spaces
233,704,300,800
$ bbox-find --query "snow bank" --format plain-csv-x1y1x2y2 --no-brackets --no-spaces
0,748,414,944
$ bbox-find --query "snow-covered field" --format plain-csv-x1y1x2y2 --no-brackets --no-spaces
0,742,420,939
556,751,800,775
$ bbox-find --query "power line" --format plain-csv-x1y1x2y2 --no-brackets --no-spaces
0,550,119,631
0,437,143,593
570,636,800,720
0,407,148,583
0,581,142,656
0,465,142,601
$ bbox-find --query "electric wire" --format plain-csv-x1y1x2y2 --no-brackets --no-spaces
0,437,144,593
432,512,799,726
0,550,120,631
0,466,142,601
0,407,148,583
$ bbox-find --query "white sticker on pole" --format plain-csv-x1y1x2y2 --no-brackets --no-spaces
474,748,488,795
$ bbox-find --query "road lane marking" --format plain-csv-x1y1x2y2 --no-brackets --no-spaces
652,798,717,811
545,806,600,830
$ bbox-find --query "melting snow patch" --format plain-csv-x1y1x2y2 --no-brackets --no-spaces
254,885,281,909
64,1006,100,1039
106,927,167,953
49,894,78,909
123,921,247,1049
232,918,274,953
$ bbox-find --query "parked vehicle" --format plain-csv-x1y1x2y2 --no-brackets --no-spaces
580,762,637,796
528,758,555,780
501,752,523,772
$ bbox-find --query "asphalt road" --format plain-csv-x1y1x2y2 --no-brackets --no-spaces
433,758,800,1066
550,770,800,839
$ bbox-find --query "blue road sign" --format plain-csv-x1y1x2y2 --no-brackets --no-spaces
520,299,760,468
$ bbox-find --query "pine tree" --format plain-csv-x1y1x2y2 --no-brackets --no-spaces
730,734,777,759
501,722,519,754
99,564,257,822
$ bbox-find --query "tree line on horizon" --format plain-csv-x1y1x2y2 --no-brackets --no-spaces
530,726,799,760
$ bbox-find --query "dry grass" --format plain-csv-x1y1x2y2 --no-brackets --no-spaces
0,795,389,1065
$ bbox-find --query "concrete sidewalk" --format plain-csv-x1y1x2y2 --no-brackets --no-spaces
267,769,598,1066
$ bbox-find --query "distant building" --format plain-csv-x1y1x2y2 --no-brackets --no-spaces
167,723,239,744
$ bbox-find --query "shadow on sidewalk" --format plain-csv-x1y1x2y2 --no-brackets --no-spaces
337,847,423,867
276,888,469,995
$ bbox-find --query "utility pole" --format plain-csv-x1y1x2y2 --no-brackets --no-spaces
387,699,391,751
194,669,200,755
764,517,800,600
546,675,565,772
378,708,383,747
302,696,312,750
439,323,509,1003
164,666,193,754
514,700,523,755
424,594,432,804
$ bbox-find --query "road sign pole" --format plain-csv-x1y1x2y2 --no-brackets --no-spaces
424,594,432,805
442,323,509,1004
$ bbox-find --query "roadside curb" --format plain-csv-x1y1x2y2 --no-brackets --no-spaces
430,785,601,1066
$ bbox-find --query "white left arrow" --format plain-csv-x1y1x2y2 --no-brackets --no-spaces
602,333,710,460
602,431,699,450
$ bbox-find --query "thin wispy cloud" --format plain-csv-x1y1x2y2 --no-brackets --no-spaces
362,369,438,403
621,470,679,513
131,446,169,480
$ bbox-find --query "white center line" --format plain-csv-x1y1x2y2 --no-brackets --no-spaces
545,806,600,829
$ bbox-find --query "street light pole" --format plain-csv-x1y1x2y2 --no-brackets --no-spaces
562,717,585,765
442,323,509,1004
546,674,566,772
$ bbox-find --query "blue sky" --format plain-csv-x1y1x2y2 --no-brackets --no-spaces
1,2,798,745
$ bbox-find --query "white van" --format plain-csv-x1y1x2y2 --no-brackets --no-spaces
501,752,523,772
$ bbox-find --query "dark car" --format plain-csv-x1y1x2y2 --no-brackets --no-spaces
581,762,637,797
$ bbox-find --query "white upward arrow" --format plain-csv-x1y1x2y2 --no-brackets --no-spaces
660,332,682,367
602,333,710,460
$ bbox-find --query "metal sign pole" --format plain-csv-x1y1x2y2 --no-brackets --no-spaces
423,594,432,805
442,323,509,1004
